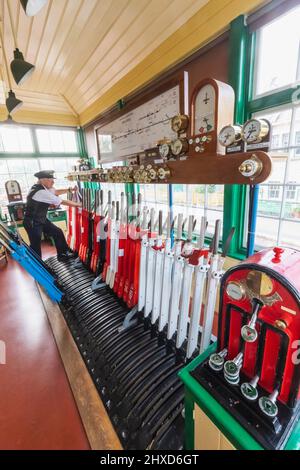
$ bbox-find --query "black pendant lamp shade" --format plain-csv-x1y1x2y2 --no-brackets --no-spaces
10,48,35,85
6,90,23,114
20,0,48,16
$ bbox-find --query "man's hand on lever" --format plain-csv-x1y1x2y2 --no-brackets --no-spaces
55,187,77,196
61,199,82,208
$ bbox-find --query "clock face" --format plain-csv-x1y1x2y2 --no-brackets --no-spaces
242,120,261,143
242,119,270,144
171,139,183,156
159,143,170,159
194,84,216,135
219,125,242,147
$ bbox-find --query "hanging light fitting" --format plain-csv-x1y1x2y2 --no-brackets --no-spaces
6,90,23,114
7,1,35,85
10,48,35,85
20,0,48,17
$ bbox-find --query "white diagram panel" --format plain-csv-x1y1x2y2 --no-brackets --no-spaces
97,85,180,161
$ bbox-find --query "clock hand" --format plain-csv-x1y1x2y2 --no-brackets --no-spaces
225,133,230,143
246,128,255,139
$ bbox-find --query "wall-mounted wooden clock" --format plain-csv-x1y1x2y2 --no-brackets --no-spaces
187,78,235,156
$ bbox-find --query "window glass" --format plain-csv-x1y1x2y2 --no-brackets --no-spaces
141,183,224,239
23,159,39,174
0,160,8,174
255,216,280,248
53,158,68,172
0,156,81,217
49,130,64,152
36,128,78,153
7,159,25,173
0,126,34,153
36,129,51,152
253,105,300,249
279,220,300,250
254,5,300,96
62,131,77,152
39,158,54,170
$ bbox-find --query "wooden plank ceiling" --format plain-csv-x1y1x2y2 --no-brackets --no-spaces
0,0,209,125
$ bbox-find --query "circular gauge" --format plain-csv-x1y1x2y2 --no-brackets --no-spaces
219,125,242,147
159,143,170,159
226,281,245,301
246,271,274,297
170,138,188,156
242,119,270,143
171,114,189,133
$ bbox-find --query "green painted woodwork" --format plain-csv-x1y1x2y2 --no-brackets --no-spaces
223,16,249,260
179,344,300,450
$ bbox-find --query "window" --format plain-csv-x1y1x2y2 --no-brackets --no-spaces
0,126,34,153
139,184,169,221
268,184,280,200
138,183,224,238
295,131,300,156
0,124,79,155
286,184,296,200
249,2,300,252
254,4,300,97
252,105,300,250
271,134,280,149
0,157,80,215
282,133,289,148
36,129,78,153
134,183,223,241
98,134,112,154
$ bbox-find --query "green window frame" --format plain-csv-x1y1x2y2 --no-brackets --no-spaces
0,124,83,160
223,16,250,260
223,6,300,259
244,4,300,252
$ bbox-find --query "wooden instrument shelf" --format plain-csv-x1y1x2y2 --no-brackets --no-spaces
165,151,271,184
67,151,272,185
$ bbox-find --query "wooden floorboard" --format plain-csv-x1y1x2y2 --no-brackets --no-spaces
37,284,122,450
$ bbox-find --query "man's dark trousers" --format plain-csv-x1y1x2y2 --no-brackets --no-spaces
23,218,68,258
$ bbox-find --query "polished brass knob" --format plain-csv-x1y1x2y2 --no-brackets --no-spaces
274,319,287,330
157,167,171,180
149,169,157,180
239,155,263,178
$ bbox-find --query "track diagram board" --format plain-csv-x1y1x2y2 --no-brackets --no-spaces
97,85,180,161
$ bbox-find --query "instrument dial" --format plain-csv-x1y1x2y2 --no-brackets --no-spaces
226,281,245,301
159,143,170,159
170,138,188,156
194,84,216,135
242,119,270,143
219,125,242,147
171,114,189,133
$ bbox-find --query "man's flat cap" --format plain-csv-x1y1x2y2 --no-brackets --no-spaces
34,170,56,179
